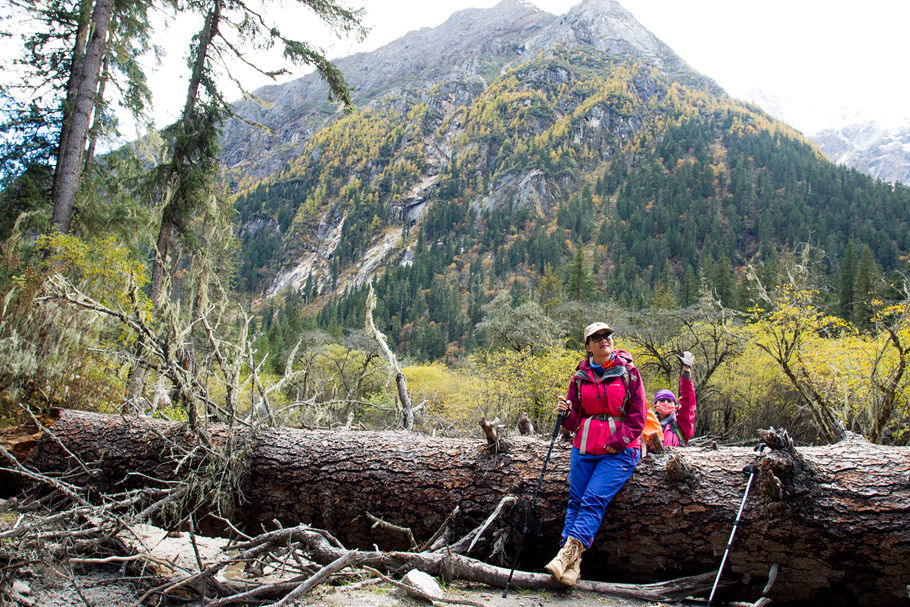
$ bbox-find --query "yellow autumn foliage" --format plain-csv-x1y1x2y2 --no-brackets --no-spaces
0,234,150,414
739,283,910,443
406,347,579,436
39,233,150,311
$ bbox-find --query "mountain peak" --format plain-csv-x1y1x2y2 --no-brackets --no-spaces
441,0,544,26
568,0,681,67
572,0,628,13
222,0,709,179
496,0,539,9
522,0,685,72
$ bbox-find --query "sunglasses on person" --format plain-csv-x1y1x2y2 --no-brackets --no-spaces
589,332,613,343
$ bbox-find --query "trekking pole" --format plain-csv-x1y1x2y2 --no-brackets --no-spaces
502,411,565,598
707,442,766,607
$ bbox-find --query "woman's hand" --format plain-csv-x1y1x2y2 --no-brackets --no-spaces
678,350,694,372
556,396,571,415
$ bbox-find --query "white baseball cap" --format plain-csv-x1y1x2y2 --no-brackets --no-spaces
583,322,614,342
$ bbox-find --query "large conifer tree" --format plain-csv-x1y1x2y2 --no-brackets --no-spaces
852,244,882,329
565,248,596,302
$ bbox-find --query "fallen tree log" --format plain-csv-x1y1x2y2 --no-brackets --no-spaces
2,408,909,606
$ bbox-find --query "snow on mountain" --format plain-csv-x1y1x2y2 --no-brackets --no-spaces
811,122,910,186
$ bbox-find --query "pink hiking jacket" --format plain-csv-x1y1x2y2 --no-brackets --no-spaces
562,351,647,453
661,373,696,447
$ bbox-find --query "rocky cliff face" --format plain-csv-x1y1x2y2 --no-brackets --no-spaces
221,0,552,181
219,0,707,183
811,122,910,186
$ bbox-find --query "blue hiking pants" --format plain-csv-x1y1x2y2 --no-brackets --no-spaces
560,446,640,548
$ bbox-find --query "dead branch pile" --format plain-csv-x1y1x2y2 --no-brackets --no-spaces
0,492,716,607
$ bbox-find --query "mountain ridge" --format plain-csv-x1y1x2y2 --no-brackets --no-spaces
220,0,555,181
224,0,909,361
220,0,719,185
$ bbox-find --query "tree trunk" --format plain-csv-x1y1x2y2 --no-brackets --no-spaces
147,0,221,308
3,408,909,606
148,208,172,307
84,51,111,170
50,0,115,233
366,283,413,429
131,0,223,405
56,0,95,182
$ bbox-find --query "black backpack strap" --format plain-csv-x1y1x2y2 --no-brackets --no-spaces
669,419,687,445
620,371,631,416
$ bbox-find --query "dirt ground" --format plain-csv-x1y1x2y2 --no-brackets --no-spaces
6,566,148,607
8,565,674,607
305,581,673,607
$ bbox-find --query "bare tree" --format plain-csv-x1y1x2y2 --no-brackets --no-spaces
366,282,415,430
629,300,740,403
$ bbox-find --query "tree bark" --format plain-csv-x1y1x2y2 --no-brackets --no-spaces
3,408,909,606
84,50,111,170
50,0,116,233
55,0,95,188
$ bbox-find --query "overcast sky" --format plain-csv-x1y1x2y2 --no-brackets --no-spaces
141,0,909,137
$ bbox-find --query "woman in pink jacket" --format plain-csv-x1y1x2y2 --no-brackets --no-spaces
544,322,647,586
650,351,696,449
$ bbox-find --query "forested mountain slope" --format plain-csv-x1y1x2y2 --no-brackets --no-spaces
224,0,910,361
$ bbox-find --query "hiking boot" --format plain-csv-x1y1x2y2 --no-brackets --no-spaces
544,537,583,581
559,552,582,586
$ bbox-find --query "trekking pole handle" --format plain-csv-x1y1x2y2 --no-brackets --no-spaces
552,411,565,439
